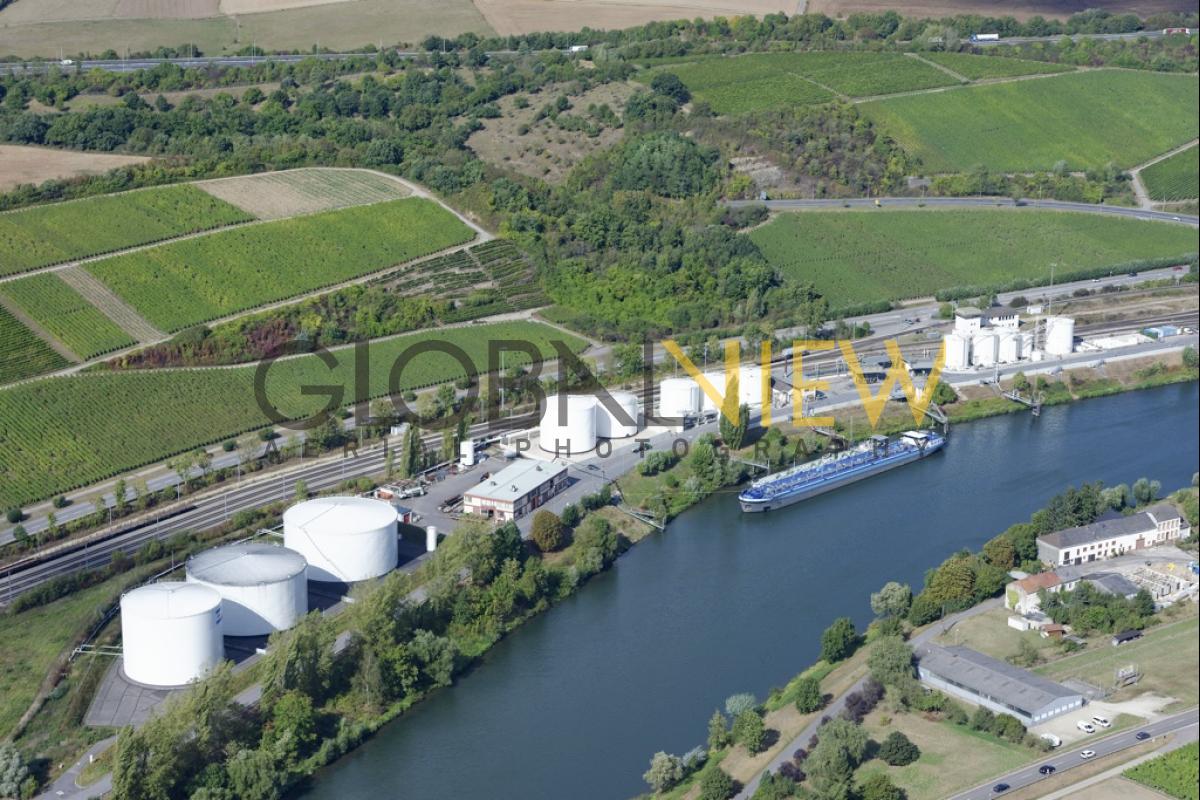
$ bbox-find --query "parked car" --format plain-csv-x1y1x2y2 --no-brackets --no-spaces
1080,750,1097,759
992,784,1010,793
1040,733,1062,748
1135,731,1151,741
1039,765,1057,775
1092,715,1111,728
1077,721,1096,734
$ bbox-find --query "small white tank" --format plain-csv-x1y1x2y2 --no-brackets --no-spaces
121,582,223,687
658,377,700,418
186,543,307,637
538,394,598,455
284,497,398,583
595,390,640,438
1045,316,1075,356
944,334,970,370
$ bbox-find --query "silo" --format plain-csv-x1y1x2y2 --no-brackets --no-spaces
973,332,998,367
1045,316,1075,356
186,543,307,637
594,391,640,439
121,582,223,687
658,377,700,418
943,334,970,370
283,497,398,583
538,394,598,455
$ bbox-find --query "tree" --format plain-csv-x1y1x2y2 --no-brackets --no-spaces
870,581,912,618
225,748,281,800
0,743,28,799
725,693,757,718
530,510,565,552
293,479,309,501
877,731,920,766
859,772,906,800
643,751,685,793
1183,345,1198,368
992,713,1026,743
264,690,317,764
732,709,766,753
260,613,334,702
982,536,1016,570
560,503,581,528
793,675,825,713
1132,477,1161,506
807,718,869,800
867,636,914,689
820,617,858,663
970,706,995,732
400,423,422,478
699,766,734,800
650,71,690,104
718,376,749,450
707,709,731,750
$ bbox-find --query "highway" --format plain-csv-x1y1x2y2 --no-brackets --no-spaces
947,708,1199,799
973,29,1194,46
728,197,1200,227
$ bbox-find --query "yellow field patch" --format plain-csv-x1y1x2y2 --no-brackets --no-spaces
0,145,151,192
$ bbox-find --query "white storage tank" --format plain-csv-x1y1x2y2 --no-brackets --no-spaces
595,391,640,439
738,365,766,406
121,582,223,687
538,394,598,455
699,371,727,413
997,331,1021,364
284,497,398,583
658,377,700,418
944,334,970,370
186,543,307,637
1045,316,1075,356
973,332,999,367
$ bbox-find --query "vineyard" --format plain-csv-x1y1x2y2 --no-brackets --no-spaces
750,209,1200,308
0,305,67,384
0,185,252,277
196,168,412,220
860,70,1200,172
1140,145,1199,202
0,273,135,360
0,321,585,508
916,52,1074,80
87,198,474,332
654,52,958,114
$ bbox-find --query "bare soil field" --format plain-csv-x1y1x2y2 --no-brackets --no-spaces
473,0,791,36
195,167,411,219
0,0,217,23
0,145,151,191
218,0,353,13
467,81,636,183
807,0,1197,21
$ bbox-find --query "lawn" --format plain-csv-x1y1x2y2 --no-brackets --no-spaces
0,320,585,509
1125,742,1199,800
0,184,252,277
917,52,1075,80
0,305,67,384
651,51,957,114
0,273,134,360
88,197,474,332
1141,145,1199,202
860,70,1199,172
1035,616,1199,709
934,607,1056,663
748,208,1199,307
856,709,1034,800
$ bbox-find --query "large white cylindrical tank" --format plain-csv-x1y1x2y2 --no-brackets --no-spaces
1045,316,1075,356
699,371,727,413
283,497,398,583
121,582,223,687
973,332,998,367
738,365,765,406
595,390,640,438
944,334,970,370
658,377,700,418
185,543,307,637
997,331,1020,364
538,394,598,455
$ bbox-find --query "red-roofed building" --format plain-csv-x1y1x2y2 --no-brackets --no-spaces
1005,572,1063,615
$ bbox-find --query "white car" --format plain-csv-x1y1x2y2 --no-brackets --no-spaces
1040,733,1062,748
1092,715,1111,728
1077,721,1096,734
1080,750,1097,759
60,58,74,66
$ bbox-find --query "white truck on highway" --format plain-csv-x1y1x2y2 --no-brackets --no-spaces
970,33,1001,42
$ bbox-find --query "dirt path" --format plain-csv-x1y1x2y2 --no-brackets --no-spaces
905,51,969,82
851,66,1078,104
0,292,80,361
1128,138,1199,210
58,266,164,342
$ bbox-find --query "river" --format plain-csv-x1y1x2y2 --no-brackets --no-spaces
301,382,1199,800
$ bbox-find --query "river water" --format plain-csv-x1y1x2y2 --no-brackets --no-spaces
301,383,1199,800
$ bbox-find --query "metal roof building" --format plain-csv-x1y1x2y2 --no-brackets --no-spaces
463,458,569,522
1037,505,1190,566
916,645,1084,726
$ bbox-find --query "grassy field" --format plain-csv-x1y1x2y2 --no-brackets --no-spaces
0,274,134,360
88,198,473,332
0,305,68,384
653,52,957,114
860,70,1199,172
0,321,584,509
196,168,412,220
0,184,252,277
1141,145,1199,202
856,709,1034,800
917,52,1075,79
749,209,1198,307
1035,616,1199,709
935,606,1058,662
1125,742,1199,800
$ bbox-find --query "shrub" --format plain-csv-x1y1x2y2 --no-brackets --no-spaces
560,503,581,528
732,709,767,753
820,617,858,663
725,693,757,718
530,510,565,552
699,766,735,800
794,675,825,714
5,507,22,524
877,731,920,766
643,751,685,793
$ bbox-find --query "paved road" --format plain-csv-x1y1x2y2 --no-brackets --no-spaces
33,736,116,800
948,708,1199,800
973,29,1193,46
728,197,1200,227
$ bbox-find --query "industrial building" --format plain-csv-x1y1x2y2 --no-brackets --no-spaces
283,496,399,582
1036,504,1190,566
185,542,308,637
944,306,1057,370
463,458,568,522
121,582,224,687
916,644,1084,726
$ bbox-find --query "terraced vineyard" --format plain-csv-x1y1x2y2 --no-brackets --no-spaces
87,198,474,332
652,52,957,114
1141,145,1199,201
0,185,252,277
0,321,584,508
0,306,67,384
0,274,135,359
916,52,1074,80
860,70,1199,172
749,209,1200,308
